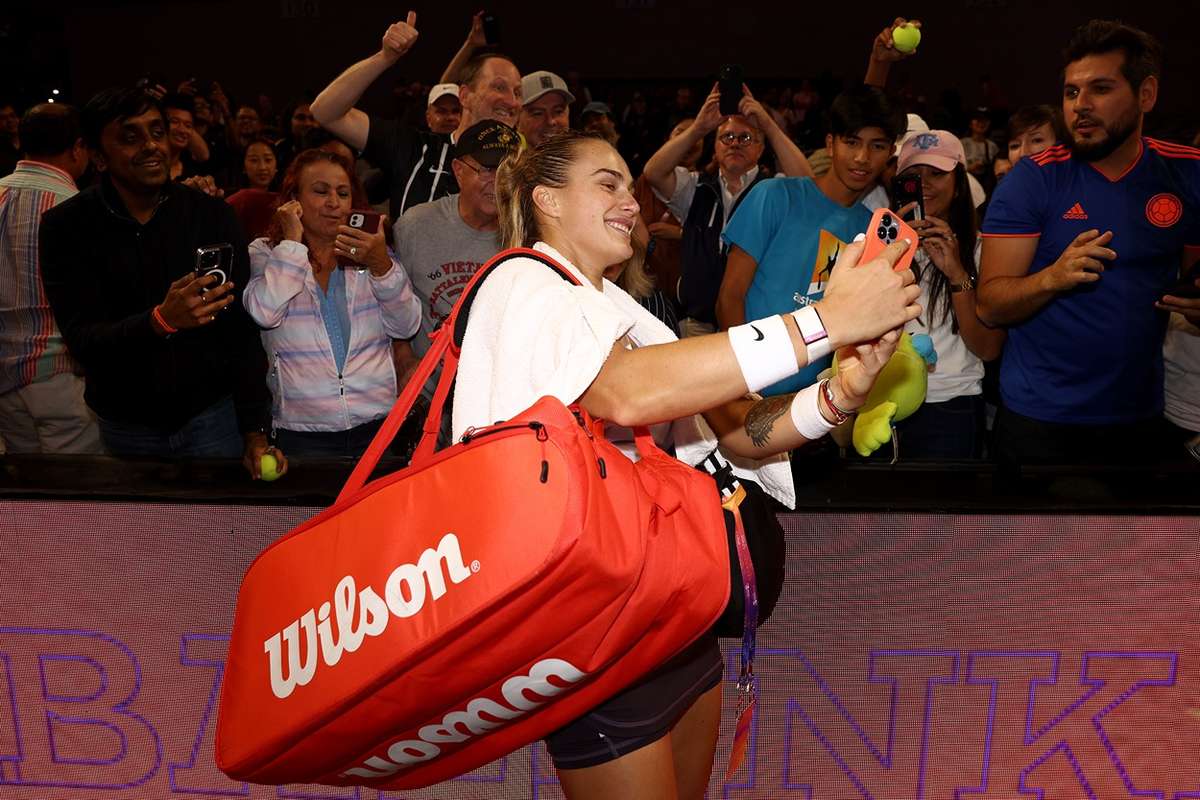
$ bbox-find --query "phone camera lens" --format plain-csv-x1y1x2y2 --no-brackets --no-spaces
881,214,893,226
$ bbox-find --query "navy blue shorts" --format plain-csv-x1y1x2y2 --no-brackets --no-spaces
544,633,723,770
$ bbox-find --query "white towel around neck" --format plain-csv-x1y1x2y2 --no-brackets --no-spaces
451,241,796,508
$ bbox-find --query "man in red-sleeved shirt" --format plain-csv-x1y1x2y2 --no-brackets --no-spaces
978,20,1200,466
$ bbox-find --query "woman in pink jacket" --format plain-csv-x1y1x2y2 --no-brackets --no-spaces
243,149,421,457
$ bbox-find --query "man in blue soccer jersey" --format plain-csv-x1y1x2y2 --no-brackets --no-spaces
977,20,1200,466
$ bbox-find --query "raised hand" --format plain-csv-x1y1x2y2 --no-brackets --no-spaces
381,12,419,61
466,11,487,48
275,200,304,243
872,17,922,63
737,85,771,130
692,85,724,134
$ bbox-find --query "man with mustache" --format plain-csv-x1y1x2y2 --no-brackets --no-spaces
978,20,1200,466
311,12,521,220
38,86,275,477
390,121,517,398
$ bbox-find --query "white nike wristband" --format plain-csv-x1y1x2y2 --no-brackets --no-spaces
790,305,832,363
790,381,836,441
727,314,799,393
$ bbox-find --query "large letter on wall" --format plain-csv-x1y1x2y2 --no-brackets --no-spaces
0,628,161,789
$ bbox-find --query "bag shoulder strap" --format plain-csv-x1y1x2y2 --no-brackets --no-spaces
337,247,579,503
450,247,581,349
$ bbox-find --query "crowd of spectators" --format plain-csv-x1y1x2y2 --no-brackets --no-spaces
1,13,1198,480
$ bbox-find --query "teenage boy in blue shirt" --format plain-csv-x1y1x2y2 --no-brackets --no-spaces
719,85,905,396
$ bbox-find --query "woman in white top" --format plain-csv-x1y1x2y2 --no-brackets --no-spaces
893,130,1006,458
453,130,922,799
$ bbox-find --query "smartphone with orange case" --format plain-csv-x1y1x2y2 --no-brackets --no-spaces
860,207,918,273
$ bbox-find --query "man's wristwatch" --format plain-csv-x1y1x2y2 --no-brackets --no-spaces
950,274,976,293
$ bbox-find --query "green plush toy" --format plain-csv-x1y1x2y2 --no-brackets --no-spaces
832,332,937,457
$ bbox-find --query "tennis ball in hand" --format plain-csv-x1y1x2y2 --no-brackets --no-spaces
892,24,921,53
260,452,281,482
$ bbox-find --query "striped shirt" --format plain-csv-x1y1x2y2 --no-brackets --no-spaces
0,161,79,394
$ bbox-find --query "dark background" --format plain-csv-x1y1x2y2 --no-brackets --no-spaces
2,0,1199,134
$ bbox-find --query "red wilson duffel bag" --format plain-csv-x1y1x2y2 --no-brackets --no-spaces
215,249,731,789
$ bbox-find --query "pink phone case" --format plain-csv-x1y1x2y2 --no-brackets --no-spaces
860,207,918,272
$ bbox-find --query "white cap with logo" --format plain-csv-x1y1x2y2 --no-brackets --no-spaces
428,83,460,106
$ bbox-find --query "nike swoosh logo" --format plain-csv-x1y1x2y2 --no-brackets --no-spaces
751,325,764,341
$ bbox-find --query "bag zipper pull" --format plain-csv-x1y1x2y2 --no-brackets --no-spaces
570,409,594,439
532,422,550,483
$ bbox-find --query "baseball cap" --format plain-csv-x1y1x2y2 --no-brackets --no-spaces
428,83,460,106
897,130,966,174
893,113,930,157
898,130,988,207
521,71,575,106
454,119,520,168
581,101,612,118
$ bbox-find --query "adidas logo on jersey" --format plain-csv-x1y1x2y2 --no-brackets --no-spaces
1062,203,1089,220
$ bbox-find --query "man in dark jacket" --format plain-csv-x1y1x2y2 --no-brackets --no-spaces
40,86,277,477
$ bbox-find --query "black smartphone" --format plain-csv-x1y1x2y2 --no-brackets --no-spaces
481,12,501,46
336,210,382,269
1165,261,1200,299
195,244,233,292
891,173,925,222
718,64,743,116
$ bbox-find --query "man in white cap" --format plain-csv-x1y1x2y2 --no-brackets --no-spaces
426,83,461,135
518,71,574,148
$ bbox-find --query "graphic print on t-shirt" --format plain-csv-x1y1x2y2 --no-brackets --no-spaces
426,260,486,326
793,229,847,308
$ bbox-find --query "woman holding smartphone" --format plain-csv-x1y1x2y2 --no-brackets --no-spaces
893,131,1006,458
455,130,921,799
243,149,421,457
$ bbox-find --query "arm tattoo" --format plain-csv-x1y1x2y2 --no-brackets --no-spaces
744,394,794,448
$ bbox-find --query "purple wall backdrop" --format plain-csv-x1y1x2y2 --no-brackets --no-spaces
1,500,1198,798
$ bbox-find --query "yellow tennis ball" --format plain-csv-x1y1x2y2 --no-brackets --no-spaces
893,24,921,53
260,452,281,482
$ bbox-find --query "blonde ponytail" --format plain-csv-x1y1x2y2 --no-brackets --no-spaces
495,130,600,250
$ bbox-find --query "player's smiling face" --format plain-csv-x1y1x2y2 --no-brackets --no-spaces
1063,51,1155,162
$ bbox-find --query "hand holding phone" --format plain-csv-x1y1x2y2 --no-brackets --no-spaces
195,244,234,292
718,65,744,117
891,173,924,222
860,208,919,274
335,210,383,269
